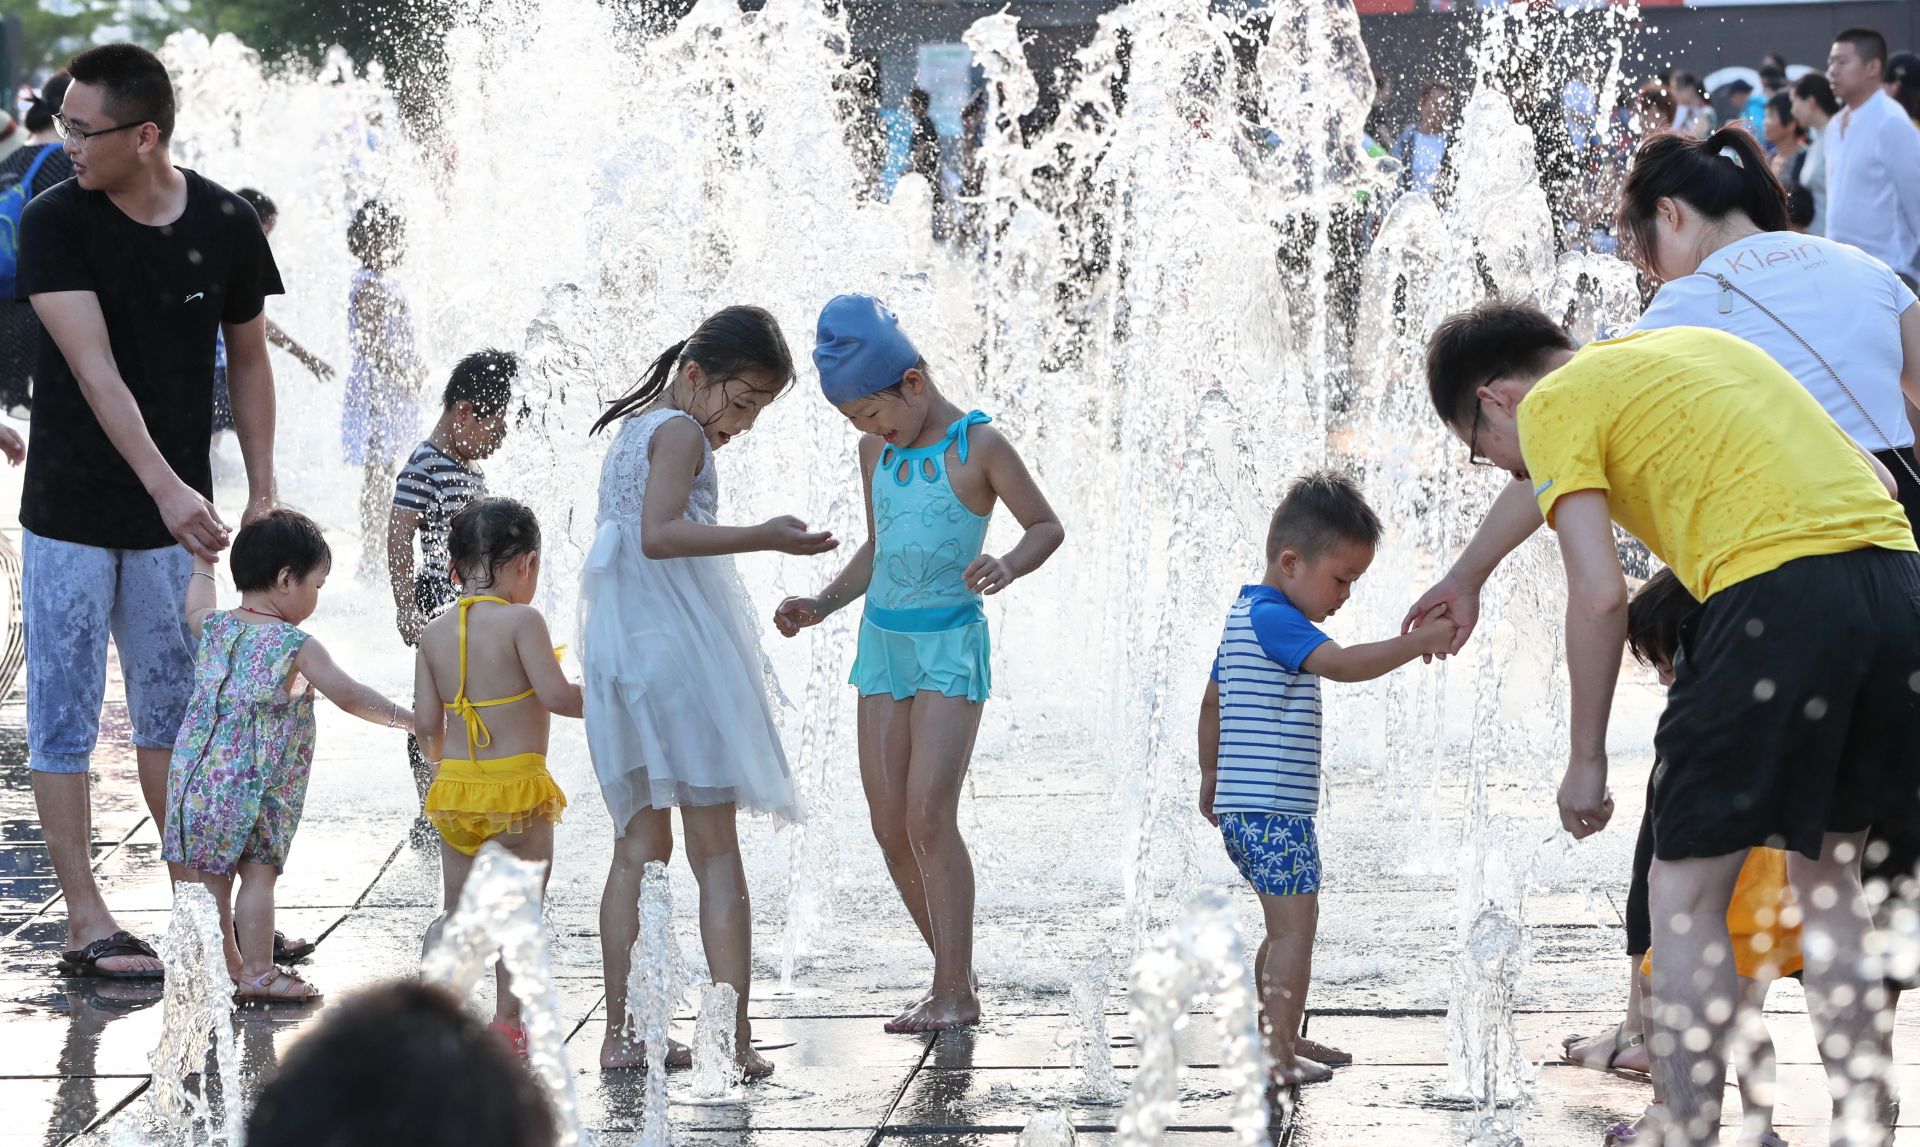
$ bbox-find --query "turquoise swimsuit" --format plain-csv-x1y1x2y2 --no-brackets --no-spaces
852,410,994,703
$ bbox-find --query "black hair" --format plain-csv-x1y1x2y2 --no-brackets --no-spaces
445,349,518,417
1765,92,1802,138
1424,301,1576,430
1792,73,1842,117
1758,65,1785,91
348,199,405,269
1835,27,1889,68
589,305,794,435
244,981,554,1147
1626,567,1698,670
1888,53,1920,122
230,508,331,592
236,187,277,224
1616,127,1787,279
1265,471,1382,563
24,72,70,135
448,497,541,593
66,44,175,141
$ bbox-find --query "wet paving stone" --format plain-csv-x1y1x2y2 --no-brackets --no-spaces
0,1077,147,1146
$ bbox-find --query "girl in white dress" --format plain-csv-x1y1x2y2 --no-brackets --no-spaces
581,305,838,1077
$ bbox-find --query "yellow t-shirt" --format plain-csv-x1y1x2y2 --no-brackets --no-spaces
1519,326,1915,600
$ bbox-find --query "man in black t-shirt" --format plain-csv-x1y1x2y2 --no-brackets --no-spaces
16,44,282,978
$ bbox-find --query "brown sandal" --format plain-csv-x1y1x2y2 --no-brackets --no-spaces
236,967,322,1004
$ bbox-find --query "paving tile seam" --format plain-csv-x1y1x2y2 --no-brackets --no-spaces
68,1076,149,1147
1,809,155,943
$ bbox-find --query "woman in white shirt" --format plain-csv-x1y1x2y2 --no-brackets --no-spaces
1790,73,1842,237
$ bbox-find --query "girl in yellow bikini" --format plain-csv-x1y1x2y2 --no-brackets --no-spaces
413,496,581,1054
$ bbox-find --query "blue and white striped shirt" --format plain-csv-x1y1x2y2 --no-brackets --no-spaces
1210,585,1329,817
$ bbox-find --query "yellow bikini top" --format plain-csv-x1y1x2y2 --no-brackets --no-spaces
446,595,538,765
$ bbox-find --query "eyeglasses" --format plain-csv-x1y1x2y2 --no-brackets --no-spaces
1467,400,1495,468
51,112,145,145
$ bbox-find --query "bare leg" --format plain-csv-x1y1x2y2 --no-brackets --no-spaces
423,839,473,961
34,771,161,975
1564,957,1654,1075
177,869,239,979
1788,831,1888,1147
136,746,188,887
232,863,280,982
1648,850,1748,1147
1259,890,1330,1085
857,694,935,953
1729,976,1777,1145
599,807,675,1069
491,818,554,1031
889,692,984,1033
681,803,772,1078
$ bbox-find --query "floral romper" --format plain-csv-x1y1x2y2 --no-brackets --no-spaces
162,611,318,876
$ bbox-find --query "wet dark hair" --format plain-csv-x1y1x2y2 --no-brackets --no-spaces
448,497,541,593
1765,92,1802,139
67,44,175,141
1425,301,1575,431
1626,567,1698,670
1265,470,1382,563
1835,27,1888,68
1792,73,1841,117
1616,127,1787,279
236,187,277,225
445,349,518,417
24,72,70,135
230,508,331,592
245,981,554,1147
589,305,794,435
348,199,405,268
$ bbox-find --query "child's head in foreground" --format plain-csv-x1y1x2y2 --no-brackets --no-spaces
442,348,520,462
589,305,796,450
230,508,332,626
448,497,542,602
812,294,944,447
244,980,554,1147
1265,471,1383,623
1626,566,1698,687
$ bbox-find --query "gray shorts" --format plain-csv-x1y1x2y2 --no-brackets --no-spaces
23,529,194,773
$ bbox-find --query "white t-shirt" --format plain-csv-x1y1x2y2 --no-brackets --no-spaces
1634,231,1917,449
1823,91,1920,281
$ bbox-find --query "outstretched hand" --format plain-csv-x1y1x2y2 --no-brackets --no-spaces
1402,574,1479,661
760,516,839,556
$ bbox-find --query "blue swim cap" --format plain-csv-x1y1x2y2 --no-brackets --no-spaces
813,294,920,405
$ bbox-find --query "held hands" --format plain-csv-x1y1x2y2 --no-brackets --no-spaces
758,516,839,556
1402,573,1480,662
158,479,232,560
1408,605,1458,657
773,596,825,638
965,554,1014,595
1557,754,1614,840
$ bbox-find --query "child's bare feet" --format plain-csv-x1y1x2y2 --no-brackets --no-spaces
1562,1023,1650,1077
600,1028,694,1070
738,1045,775,1079
885,990,981,1032
1269,1056,1334,1087
1295,1037,1351,1066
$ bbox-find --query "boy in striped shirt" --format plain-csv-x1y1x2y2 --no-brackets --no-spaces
1198,471,1456,1086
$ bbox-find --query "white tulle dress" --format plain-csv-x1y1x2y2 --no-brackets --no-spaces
579,409,799,832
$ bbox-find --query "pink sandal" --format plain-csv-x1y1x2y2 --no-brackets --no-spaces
490,1020,529,1059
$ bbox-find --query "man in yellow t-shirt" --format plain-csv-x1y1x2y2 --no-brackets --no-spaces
1418,301,1920,1145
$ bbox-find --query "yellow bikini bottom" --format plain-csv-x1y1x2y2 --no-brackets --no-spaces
424,752,567,857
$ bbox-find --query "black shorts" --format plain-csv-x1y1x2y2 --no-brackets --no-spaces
1626,773,1655,957
1651,547,1920,861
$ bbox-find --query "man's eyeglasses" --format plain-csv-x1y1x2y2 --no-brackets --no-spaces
51,112,144,145
1467,401,1495,468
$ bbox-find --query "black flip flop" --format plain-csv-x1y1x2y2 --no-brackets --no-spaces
55,931,164,980
273,931,315,964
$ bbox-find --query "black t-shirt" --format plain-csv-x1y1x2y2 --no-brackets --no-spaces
15,168,283,549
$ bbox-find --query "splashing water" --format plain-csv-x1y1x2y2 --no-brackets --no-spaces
1446,907,1530,1116
1052,953,1125,1103
122,882,245,1147
1116,887,1268,1146
690,982,744,1100
419,843,586,1147
628,860,691,1146
1017,1108,1080,1147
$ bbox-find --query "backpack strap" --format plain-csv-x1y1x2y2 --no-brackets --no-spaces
16,144,58,196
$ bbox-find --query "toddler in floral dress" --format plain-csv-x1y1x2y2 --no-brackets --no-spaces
163,509,414,1002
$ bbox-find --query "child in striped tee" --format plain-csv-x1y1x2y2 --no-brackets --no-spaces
1198,471,1455,1087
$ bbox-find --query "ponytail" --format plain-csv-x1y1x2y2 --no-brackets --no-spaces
591,340,685,435
1616,126,1788,278
589,305,796,436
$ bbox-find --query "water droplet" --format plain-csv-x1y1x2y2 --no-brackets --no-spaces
1805,696,1829,720
1754,678,1777,701
1745,618,1765,638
